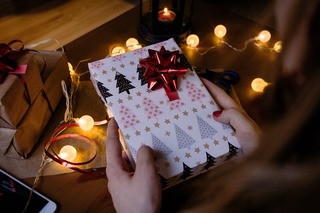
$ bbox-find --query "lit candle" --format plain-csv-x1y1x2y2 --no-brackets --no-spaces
59,145,77,162
158,7,176,22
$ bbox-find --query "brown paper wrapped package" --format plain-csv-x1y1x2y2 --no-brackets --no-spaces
0,50,70,158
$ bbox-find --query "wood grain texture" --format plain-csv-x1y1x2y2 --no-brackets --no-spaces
0,0,139,50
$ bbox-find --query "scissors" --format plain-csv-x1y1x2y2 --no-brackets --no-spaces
193,67,240,93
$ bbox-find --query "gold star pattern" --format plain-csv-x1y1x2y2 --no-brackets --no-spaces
118,99,123,104
194,147,200,153
183,110,189,116
145,127,151,132
165,131,171,136
135,104,141,109
107,102,113,107
201,104,207,109
130,61,135,65
136,91,142,96
127,95,133,100
135,131,141,136
174,156,180,162
107,79,112,83
223,136,228,141
159,100,164,105
231,132,236,136
209,100,215,105
213,139,219,145
178,88,183,92
154,122,160,128
174,114,180,120
125,134,130,140
185,152,192,158
93,73,97,78
164,161,171,168
131,76,136,80
102,70,107,75
164,119,171,124
207,114,212,119
120,64,125,68
204,143,210,149
111,67,117,72
188,125,193,130
192,107,198,113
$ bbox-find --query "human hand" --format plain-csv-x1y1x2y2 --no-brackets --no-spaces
106,118,162,213
201,78,261,154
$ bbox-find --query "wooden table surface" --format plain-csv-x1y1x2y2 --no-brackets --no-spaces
5,1,280,212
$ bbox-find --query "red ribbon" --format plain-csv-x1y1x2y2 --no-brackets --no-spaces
139,46,188,101
0,40,28,84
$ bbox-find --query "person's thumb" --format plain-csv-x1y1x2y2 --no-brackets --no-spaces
135,146,158,179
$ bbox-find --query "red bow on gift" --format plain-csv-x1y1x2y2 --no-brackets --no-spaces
0,40,28,84
139,46,188,101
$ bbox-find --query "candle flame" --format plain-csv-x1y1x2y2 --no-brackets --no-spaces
164,7,168,15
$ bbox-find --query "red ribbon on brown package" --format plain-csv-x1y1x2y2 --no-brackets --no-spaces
0,40,29,84
139,46,188,101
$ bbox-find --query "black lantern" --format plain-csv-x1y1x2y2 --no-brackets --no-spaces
138,0,194,43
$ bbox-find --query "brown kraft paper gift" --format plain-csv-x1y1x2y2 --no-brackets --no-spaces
0,50,70,158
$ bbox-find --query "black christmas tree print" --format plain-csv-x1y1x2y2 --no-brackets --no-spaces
152,133,173,159
137,64,148,86
179,162,193,181
174,124,196,149
115,71,135,94
97,81,112,100
196,115,217,139
225,142,239,161
202,152,217,171
159,175,169,189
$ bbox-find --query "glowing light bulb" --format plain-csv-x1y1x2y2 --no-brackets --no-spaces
251,78,269,92
126,38,142,51
214,25,227,39
257,30,271,43
68,62,74,71
273,41,282,52
186,34,200,47
78,115,95,130
111,46,125,56
59,145,77,162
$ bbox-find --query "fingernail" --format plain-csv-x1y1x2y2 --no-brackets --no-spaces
213,110,222,117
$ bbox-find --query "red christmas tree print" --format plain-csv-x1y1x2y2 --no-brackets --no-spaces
168,99,185,111
185,80,206,102
119,105,140,129
142,97,163,120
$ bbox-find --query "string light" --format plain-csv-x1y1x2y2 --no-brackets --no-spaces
59,145,77,162
186,34,200,47
251,78,269,92
126,38,142,51
214,24,227,39
77,115,95,130
111,46,126,56
186,25,279,55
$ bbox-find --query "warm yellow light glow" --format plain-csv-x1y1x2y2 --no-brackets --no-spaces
257,30,271,43
273,41,282,52
251,78,269,92
164,7,168,15
59,145,77,162
78,115,95,130
126,38,142,51
68,62,74,71
186,34,200,47
214,25,227,39
111,46,125,56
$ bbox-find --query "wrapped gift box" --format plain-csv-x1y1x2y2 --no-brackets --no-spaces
0,50,70,158
89,38,241,188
